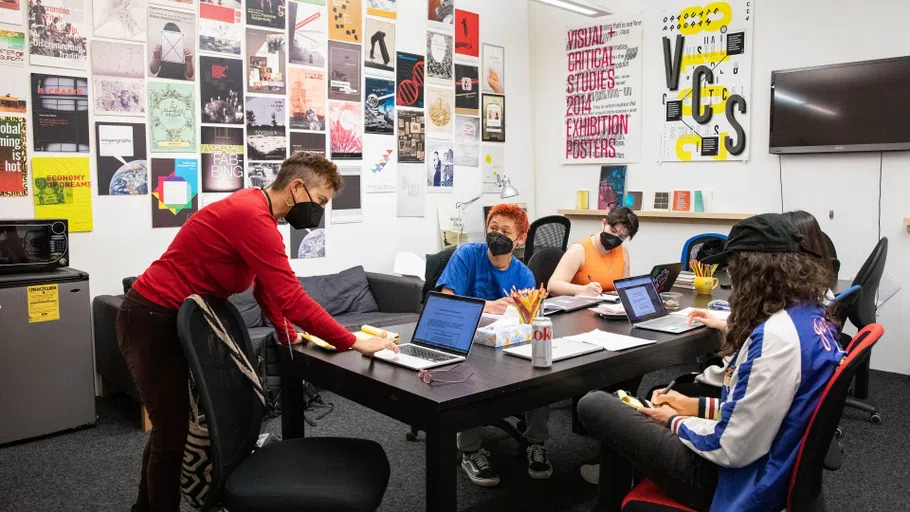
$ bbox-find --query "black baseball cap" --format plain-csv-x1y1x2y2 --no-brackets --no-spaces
700,213,820,265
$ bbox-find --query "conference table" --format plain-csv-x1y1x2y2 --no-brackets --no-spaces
278,286,732,512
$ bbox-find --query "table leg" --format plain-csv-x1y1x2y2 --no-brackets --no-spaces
278,352,305,439
425,420,457,512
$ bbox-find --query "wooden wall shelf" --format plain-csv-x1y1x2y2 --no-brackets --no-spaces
557,209,752,224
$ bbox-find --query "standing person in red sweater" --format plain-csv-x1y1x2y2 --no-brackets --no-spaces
117,152,398,512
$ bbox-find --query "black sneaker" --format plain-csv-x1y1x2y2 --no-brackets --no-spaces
461,448,500,487
526,444,553,479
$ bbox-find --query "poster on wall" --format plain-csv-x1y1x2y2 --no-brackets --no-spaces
149,82,196,153
397,109,423,163
31,73,89,153
0,77,26,113
245,96,287,160
366,0,394,19
597,165,626,209
247,0,286,29
151,157,199,228
92,40,143,77
482,144,503,191
328,41,361,101
437,205,467,249
332,166,362,223
454,10,478,61
481,94,504,142
426,87,454,138
364,17,394,74
95,122,148,195
454,116,479,167
481,43,504,94
657,1,753,162
94,78,145,117
28,0,87,68
247,30,287,95
396,163,425,217
150,0,194,10
328,0,361,43
0,0,20,25
289,67,326,130
363,137,394,193
0,117,27,197
290,131,326,156
32,157,93,232
426,138,453,192
247,161,280,188
0,30,24,66
396,52,424,108
564,15,643,164
328,100,362,159
426,31,453,85
93,0,145,42
199,0,242,56
200,56,244,124
201,126,244,192
288,0,326,67
364,77,394,135
454,64,478,115
147,7,196,81
290,213,325,259
427,0,453,29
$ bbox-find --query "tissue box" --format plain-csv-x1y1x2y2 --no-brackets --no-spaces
473,322,533,347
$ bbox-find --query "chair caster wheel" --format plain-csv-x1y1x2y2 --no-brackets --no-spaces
406,430,419,441
870,413,882,425
835,427,843,439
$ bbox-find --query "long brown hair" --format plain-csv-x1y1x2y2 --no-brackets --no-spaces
723,251,835,356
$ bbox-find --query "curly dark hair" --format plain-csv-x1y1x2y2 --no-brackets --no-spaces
723,251,835,356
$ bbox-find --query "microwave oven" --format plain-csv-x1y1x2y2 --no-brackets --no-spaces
0,219,69,274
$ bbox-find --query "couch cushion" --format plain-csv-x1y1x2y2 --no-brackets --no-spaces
229,287,265,328
334,312,419,331
299,266,379,316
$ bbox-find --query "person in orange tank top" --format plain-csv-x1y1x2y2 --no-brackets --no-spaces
548,208,639,296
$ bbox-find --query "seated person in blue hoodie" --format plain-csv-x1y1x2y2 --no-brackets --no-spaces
577,213,844,512
437,204,551,486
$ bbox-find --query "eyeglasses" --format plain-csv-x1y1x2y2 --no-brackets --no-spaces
418,363,475,385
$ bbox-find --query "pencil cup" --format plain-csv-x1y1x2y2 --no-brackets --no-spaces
576,190,590,210
694,277,719,295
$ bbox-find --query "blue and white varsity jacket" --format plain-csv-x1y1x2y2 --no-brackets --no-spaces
668,304,844,512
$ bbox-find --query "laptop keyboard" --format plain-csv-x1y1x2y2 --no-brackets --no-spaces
399,344,459,362
641,316,688,329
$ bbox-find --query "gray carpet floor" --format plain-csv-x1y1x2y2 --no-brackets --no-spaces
1,366,908,512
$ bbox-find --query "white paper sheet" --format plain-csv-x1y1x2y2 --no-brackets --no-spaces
563,329,656,352
161,31,186,63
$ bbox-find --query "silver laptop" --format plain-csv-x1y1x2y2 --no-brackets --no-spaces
373,292,485,370
614,275,703,334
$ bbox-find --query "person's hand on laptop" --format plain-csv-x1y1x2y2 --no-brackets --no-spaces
484,297,513,315
353,336,400,356
688,309,727,330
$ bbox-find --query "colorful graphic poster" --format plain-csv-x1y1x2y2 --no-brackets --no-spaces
332,165,361,223
364,77,394,135
455,10,478,61
247,0,285,28
290,212,325,258
396,52,424,108
454,64,479,115
147,7,195,81
0,117,27,196
396,163,424,217
328,0,360,43
454,116,479,167
92,40,144,78
151,158,199,228
247,29,287,94
200,126,244,192
328,100,362,159
598,165,626,209
364,17,394,74
426,87,453,137
366,0,394,19
426,31,453,86
150,0,194,10
199,0,242,56
31,73,89,152
28,0,87,68
0,77,26,113
0,30,25,66
95,122,148,195
328,41,361,101
93,0,145,42
482,144,503,191
148,82,196,153
290,131,326,156
427,0,453,28
32,157,93,232
363,136,394,193
288,0,326,67
94,78,145,117
200,56,244,124
247,161,280,188
246,96,287,160
481,43,504,94
426,138,453,192
289,67,325,130
0,0,21,25
481,94,504,142
657,3,753,162
397,109,423,163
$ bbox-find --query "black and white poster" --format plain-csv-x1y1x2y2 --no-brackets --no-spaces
246,96,287,160
328,40,361,101
201,126,244,192
331,165,362,223
364,17,394,74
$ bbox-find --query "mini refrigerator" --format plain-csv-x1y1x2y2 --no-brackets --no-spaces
0,268,96,444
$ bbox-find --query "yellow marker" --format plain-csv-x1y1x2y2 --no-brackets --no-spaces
617,390,645,409
361,325,399,341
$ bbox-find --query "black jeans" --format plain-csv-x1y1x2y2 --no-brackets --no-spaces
577,391,719,512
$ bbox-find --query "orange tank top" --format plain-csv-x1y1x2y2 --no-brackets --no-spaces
572,236,625,292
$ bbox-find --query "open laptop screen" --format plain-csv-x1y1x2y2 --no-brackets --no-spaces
413,293,485,355
614,276,668,323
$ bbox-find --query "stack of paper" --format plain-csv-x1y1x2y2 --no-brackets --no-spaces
674,271,696,290
591,303,626,316
671,307,731,321
563,329,656,351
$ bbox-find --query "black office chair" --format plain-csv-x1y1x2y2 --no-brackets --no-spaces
524,215,571,263
527,247,565,289
177,296,390,511
822,231,841,279
422,246,458,303
682,233,727,270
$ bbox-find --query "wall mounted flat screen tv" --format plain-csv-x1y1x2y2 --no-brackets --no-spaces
770,56,910,154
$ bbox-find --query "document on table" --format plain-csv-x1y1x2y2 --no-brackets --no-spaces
563,329,656,351
671,307,731,321
574,293,621,303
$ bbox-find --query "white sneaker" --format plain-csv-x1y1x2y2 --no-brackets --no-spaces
580,463,599,485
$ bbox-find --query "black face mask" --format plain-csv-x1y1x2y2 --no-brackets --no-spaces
600,231,624,251
486,232,514,256
284,184,324,230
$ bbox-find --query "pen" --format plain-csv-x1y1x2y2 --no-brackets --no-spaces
660,379,677,396
587,274,595,283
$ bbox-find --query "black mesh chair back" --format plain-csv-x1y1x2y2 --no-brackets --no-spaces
683,233,727,270
527,248,565,289
177,296,264,510
525,215,571,263
849,237,888,329
422,245,457,302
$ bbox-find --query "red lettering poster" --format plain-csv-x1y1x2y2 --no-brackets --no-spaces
454,9,478,61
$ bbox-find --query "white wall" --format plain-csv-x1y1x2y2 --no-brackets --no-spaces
3,0,535,298
530,0,910,374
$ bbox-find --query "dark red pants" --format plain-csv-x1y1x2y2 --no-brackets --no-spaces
116,289,188,512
